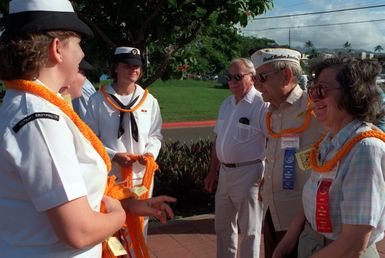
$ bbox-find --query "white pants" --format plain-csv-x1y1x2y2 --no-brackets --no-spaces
215,162,264,258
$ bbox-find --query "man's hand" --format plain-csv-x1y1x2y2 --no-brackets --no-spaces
112,152,135,167
204,171,218,193
122,196,176,224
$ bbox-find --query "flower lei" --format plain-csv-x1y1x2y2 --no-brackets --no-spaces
119,154,159,258
4,80,111,171
4,80,149,258
266,98,314,138
100,85,148,113
309,130,385,173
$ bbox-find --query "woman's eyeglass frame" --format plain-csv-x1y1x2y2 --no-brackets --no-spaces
225,72,252,82
307,85,343,100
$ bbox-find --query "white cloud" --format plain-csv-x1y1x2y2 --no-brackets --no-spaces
241,0,385,51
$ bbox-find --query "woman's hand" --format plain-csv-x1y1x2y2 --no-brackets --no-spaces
123,195,176,224
137,153,154,165
112,152,135,167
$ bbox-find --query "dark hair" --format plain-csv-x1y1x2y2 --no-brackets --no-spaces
109,62,143,83
309,55,384,124
0,31,79,80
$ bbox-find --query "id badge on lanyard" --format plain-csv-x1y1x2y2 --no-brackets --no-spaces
281,135,299,190
315,166,337,233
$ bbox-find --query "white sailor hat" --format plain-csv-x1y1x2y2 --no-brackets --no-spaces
112,47,143,66
251,48,301,69
2,0,93,40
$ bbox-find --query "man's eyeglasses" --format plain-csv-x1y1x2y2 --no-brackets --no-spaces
257,69,283,83
225,73,252,82
307,86,342,100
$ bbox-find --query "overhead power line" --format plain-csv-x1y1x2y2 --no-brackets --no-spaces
244,18,385,32
253,4,385,20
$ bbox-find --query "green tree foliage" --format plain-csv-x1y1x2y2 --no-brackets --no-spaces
0,0,273,85
75,0,273,86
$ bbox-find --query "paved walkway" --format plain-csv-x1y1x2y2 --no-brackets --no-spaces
148,214,385,258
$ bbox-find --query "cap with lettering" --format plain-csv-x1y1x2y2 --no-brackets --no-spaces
251,48,301,69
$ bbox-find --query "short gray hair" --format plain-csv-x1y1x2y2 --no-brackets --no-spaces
229,58,256,75
271,61,303,84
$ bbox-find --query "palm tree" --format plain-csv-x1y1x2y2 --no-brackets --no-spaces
304,40,314,50
304,40,318,58
374,45,383,53
343,41,352,53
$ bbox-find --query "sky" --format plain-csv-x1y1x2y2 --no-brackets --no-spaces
241,0,385,52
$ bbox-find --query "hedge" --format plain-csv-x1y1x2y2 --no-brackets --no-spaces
154,139,215,217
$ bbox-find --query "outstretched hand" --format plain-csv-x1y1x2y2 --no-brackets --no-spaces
123,195,176,224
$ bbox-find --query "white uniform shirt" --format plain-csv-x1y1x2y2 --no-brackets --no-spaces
72,79,96,120
214,87,268,164
85,84,162,181
0,86,107,257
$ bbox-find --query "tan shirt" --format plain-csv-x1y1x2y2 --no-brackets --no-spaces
263,85,325,231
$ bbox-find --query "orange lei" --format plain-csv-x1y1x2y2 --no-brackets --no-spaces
100,85,148,112
4,80,149,258
266,98,314,138
120,155,159,258
4,80,111,171
309,130,385,173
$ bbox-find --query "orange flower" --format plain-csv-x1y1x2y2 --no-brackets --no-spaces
4,80,111,171
266,98,314,138
309,130,385,173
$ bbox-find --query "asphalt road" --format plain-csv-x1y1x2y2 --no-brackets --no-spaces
161,126,215,143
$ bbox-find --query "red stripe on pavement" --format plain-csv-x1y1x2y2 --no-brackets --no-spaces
162,120,216,128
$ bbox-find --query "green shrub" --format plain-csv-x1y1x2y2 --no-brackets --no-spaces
154,139,215,217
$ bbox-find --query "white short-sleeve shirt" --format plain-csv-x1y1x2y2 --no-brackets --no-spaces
214,87,268,163
0,87,107,257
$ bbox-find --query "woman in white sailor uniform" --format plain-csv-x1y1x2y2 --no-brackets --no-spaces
85,47,162,245
0,1,173,257
85,47,162,198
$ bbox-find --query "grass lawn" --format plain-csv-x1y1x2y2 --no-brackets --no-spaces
149,79,231,122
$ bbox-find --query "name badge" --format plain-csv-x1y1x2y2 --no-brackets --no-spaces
316,179,333,233
281,134,300,150
295,148,312,171
282,148,296,190
107,236,128,256
132,185,148,197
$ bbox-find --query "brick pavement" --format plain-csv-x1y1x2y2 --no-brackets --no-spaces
147,214,385,258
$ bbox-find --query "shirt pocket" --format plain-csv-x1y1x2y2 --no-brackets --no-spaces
234,122,256,143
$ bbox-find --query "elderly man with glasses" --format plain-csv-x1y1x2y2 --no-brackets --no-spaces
204,58,269,258
251,48,325,258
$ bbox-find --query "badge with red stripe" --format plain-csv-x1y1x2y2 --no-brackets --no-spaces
316,178,333,233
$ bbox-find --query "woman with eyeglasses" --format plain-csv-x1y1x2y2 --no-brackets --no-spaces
273,56,385,258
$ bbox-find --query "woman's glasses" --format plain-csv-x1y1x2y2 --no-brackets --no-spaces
307,86,342,100
225,73,252,82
